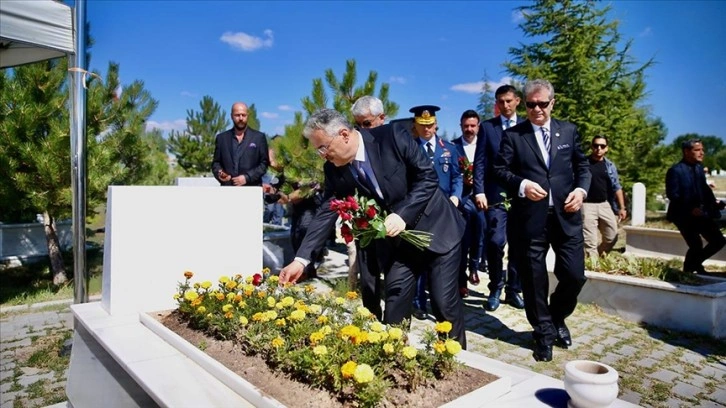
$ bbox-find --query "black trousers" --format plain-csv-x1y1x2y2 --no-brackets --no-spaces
486,206,521,294
513,211,586,345
675,215,726,272
375,239,466,349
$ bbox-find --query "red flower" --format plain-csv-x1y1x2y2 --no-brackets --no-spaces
354,218,370,229
341,224,354,244
365,205,377,219
252,273,263,286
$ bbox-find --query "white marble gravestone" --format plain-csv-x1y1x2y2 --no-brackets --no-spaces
101,186,263,315
631,182,646,226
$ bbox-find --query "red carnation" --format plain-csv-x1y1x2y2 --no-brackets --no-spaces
365,205,377,219
341,224,354,244
354,218,370,229
252,273,263,286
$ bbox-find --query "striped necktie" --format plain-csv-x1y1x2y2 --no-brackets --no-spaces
541,127,551,153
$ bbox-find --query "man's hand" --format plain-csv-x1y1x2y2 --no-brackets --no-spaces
474,193,488,210
232,175,247,186
384,213,405,237
449,196,460,208
563,189,585,213
618,209,627,222
218,170,231,182
279,261,305,285
524,181,548,202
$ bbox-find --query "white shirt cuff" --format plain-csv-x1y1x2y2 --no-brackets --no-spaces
294,257,310,267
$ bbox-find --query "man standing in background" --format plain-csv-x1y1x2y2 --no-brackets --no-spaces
212,102,269,186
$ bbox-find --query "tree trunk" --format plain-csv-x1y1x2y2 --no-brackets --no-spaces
43,211,68,286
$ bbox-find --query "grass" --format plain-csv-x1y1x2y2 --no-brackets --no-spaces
585,252,725,284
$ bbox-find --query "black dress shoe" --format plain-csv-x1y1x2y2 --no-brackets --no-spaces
533,342,553,362
412,309,427,320
478,263,488,273
555,322,572,348
459,287,469,298
484,292,501,312
505,292,525,309
468,271,480,285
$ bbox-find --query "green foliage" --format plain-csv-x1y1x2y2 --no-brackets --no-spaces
505,0,666,203
167,95,229,176
585,252,702,285
476,71,496,120
271,112,323,197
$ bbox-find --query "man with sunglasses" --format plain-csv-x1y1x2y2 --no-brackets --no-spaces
279,109,467,348
583,135,627,260
351,95,386,129
494,79,590,362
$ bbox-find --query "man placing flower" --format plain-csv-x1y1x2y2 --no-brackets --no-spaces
279,109,467,348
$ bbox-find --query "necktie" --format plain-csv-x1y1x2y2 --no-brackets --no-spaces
353,160,377,197
504,119,513,129
541,127,551,154
426,143,434,159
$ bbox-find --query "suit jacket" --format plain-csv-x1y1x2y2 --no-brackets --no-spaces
473,116,524,205
419,136,463,201
297,123,465,260
211,128,269,186
493,119,591,238
666,160,718,223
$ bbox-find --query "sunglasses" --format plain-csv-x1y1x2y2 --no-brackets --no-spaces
592,143,608,149
525,100,552,109
358,120,375,128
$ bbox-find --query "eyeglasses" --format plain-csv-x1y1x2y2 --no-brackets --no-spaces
525,100,552,110
592,143,608,150
316,133,339,157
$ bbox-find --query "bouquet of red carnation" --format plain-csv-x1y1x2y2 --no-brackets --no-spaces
330,193,433,250
458,156,473,186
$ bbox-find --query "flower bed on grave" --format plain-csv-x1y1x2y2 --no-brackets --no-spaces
169,270,496,407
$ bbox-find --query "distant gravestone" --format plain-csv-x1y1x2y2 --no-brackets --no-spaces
631,182,646,226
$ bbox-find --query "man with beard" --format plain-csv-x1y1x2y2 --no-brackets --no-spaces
212,102,269,187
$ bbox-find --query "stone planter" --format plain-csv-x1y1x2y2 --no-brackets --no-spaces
564,360,618,408
624,226,726,263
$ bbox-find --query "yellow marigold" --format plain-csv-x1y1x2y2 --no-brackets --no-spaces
196,306,206,314
294,300,306,309
339,325,361,340
370,322,385,332
222,304,233,313
271,337,284,348
383,343,395,354
341,361,357,379
238,300,247,308
173,293,181,300
245,276,254,284
252,312,265,322
334,297,345,305
234,274,242,280
215,292,225,301
267,296,276,308
289,310,306,321
257,291,266,299
320,325,333,335
309,331,325,344
445,339,462,355
281,296,295,307
352,331,368,345
304,284,315,293
262,267,271,275
183,290,199,301
367,331,381,344
219,276,230,283
190,297,202,307
234,294,242,302
275,318,287,327
295,303,310,313
267,275,279,285
201,281,212,289
356,306,372,318
378,331,389,341
388,327,403,341
193,282,201,289
239,316,248,325
226,293,235,301
308,304,322,315
435,321,453,334
206,313,213,319
345,291,359,300
243,284,255,293
316,315,329,324
433,341,446,354
402,346,418,359
275,302,284,310
312,345,328,355
265,310,278,320
224,311,233,319
183,270,194,279
225,280,237,290
353,364,374,384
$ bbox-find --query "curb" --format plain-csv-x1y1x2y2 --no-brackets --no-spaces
0,294,101,314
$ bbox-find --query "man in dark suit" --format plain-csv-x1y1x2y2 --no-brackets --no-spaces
452,110,486,297
279,109,467,347
666,139,726,274
473,85,525,312
211,102,269,186
493,79,591,362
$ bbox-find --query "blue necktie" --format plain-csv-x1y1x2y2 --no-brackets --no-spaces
541,127,551,154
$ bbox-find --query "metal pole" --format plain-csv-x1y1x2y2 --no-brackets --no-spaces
70,0,88,304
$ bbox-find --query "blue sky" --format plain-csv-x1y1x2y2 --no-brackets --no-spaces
85,1,725,144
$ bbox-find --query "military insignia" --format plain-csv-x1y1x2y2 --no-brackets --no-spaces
441,150,451,158
443,163,449,173
422,110,431,119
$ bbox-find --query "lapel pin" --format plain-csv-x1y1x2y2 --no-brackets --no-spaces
555,132,560,137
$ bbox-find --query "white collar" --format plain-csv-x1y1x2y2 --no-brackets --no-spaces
354,130,366,162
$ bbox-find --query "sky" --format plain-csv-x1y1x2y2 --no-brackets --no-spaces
84,1,726,144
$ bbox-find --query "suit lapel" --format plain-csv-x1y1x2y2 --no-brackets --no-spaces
523,122,547,168
549,120,559,164
361,131,386,200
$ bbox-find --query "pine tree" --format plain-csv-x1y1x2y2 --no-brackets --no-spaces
0,58,159,285
476,71,496,120
505,0,666,200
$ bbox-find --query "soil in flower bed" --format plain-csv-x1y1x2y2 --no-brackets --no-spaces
159,311,498,407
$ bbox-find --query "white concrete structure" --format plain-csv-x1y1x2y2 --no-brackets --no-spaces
174,177,220,187
625,226,726,264
631,182,646,226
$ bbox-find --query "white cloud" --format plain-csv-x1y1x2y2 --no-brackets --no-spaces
450,77,514,94
261,112,279,119
146,119,186,133
220,29,274,51
388,76,406,84
512,9,525,23
278,105,294,111
639,27,652,37
180,91,196,97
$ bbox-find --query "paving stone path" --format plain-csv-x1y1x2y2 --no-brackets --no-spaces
1,252,724,408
